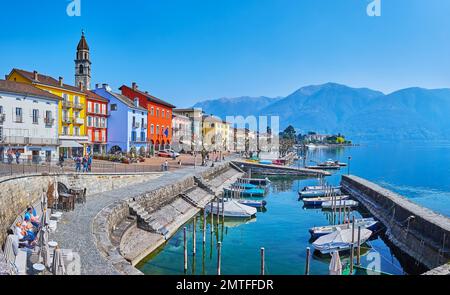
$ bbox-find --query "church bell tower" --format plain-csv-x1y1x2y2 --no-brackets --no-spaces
75,31,91,90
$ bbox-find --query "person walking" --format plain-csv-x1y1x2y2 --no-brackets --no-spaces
87,154,93,172
59,154,64,167
82,155,88,173
15,150,21,164
164,160,169,171
75,155,81,172
7,149,13,164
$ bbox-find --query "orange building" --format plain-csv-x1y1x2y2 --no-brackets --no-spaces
119,83,175,152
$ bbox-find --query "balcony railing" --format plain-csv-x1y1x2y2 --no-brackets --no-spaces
132,122,140,129
62,100,72,108
27,137,59,145
15,116,23,123
44,117,55,126
73,118,84,125
62,117,73,124
73,103,84,109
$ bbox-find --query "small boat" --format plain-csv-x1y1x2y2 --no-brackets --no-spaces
321,200,359,209
298,188,341,198
205,199,257,218
237,177,271,186
318,160,341,167
231,182,258,189
302,185,341,191
236,199,267,208
259,160,273,165
302,195,350,207
306,165,340,170
312,228,372,254
224,187,265,197
309,217,379,239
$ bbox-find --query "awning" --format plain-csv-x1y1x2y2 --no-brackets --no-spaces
59,141,83,148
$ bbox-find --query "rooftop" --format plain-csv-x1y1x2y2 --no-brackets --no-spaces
120,84,176,109
0,79,61,101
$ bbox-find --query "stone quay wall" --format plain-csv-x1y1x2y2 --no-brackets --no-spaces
341,175,450,270
0,172,160,245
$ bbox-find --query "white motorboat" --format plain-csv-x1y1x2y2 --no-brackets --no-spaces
299,188,341,198
312,228,372,254
205,199,257,218
321,200,359,209
302,195,350,206
302,185,341,191
309,217,379,238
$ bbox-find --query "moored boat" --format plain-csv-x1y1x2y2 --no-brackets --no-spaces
237,177,271,186
302,195,350,207
224,187,265,197
321,200,358,209
231,182,258,189
298,188,341,198
236,199,267,209
302,185,341,191
205,199,257,218
308,217,379,239
312,228,372,254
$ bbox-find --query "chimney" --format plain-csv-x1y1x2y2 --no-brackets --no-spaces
95,83,100,89
132,82,137,90
33,71,38,81
59,77,64,86
102,83,111,91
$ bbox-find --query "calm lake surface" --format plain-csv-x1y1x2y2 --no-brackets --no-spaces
137,142,449,275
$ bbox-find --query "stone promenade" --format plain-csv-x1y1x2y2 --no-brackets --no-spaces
50,165,211,275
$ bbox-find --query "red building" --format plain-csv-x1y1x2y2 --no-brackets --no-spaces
85,90,108,154
119,82,175,151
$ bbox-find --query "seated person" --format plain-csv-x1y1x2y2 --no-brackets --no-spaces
24,207,40,228
20,221,36,243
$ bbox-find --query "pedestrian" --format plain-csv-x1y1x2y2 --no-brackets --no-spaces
15,150,20,164
59,154,64,167
82,155,88,172
87,154,92,172
178,159,182,166
75,155,81,172
164,160,169,171
7,149,13,164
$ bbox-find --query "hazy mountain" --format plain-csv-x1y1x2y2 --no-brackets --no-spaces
192,83,450,140
193,96,281,118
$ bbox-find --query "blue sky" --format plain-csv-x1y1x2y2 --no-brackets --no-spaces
0,0,449,107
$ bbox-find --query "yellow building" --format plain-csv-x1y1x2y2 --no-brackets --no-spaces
202,115,230,151
7,69,89,157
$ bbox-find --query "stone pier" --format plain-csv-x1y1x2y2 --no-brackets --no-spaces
341,175,450,270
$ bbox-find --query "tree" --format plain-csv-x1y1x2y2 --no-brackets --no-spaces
279,125,296,157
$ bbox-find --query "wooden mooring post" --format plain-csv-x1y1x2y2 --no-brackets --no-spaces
357,226,361,265
260,247,265,275
193,218,196,255
216,196,220,224
350,216,355,274
183,227,188,272
210,202,214,233
203,209,206,244
217,241,222,275
305,247,311,275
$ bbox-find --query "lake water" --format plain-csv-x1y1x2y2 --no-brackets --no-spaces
137,142,449,275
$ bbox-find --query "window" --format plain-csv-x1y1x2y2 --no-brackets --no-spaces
156,109,159,117
32,109,39,124
131,131,137,142
95,117,99,128
63,126,68,135
45,110,52,120
79,64,84,74
162,110,165,118
111,104,117,111
101,118,106,128
88,129,92,141
74,96,79,105
150,124,154,135
74,127,79,136
151,107,154,116
88,102,92,112
74,111,79,119
141,117,144,127
87,116,92,127
156,125,160,135
62,93,69,101
0,126,2,139
141,131,146,142
15,108,22,122
94,103,100,113
63,110,68,121
0,106,3,114
132,116,136,127
95,130,99,142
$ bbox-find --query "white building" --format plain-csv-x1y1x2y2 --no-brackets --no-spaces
172,114,192,152
0,80,60,163
173,108,204,152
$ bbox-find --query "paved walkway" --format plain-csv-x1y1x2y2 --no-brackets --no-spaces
50,164,211,275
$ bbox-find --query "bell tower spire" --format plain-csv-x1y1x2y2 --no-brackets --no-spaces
75,30,91,90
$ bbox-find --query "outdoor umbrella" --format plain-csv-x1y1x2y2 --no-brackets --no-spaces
329,251,342,275
38,227,50,268
52,247,66,275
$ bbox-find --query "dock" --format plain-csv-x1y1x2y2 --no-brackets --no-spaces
341,175,450,270
232,160,330,177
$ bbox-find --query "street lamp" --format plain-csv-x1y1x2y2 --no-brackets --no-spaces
347,156,352,175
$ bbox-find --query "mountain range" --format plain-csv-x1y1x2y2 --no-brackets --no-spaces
193,83,450,140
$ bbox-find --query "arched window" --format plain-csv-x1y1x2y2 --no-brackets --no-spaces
79,64,84,74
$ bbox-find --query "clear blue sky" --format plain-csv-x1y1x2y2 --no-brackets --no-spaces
1,0,449,107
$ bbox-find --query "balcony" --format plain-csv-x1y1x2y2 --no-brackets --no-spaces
62,100,72,108
73,102,84,110
27,137,59,145
0,113,5,124
44,117,55,126
73,118,85,125
14,116,23,123
62,117,73,124
132,122,140,129
2,136,26,144
130,137,146,143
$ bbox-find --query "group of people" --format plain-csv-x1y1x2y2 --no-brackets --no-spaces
5,149,21,164
7,207,41,255
73,154,93,173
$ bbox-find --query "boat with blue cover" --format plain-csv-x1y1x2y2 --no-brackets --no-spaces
224,187,265,197
231,182,258,189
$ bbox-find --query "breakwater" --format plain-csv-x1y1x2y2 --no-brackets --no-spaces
341,175,450,270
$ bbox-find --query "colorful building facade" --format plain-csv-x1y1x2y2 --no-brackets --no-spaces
120,83,175,152
85,90,108,154
7,69,89,157
0,80,60,162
